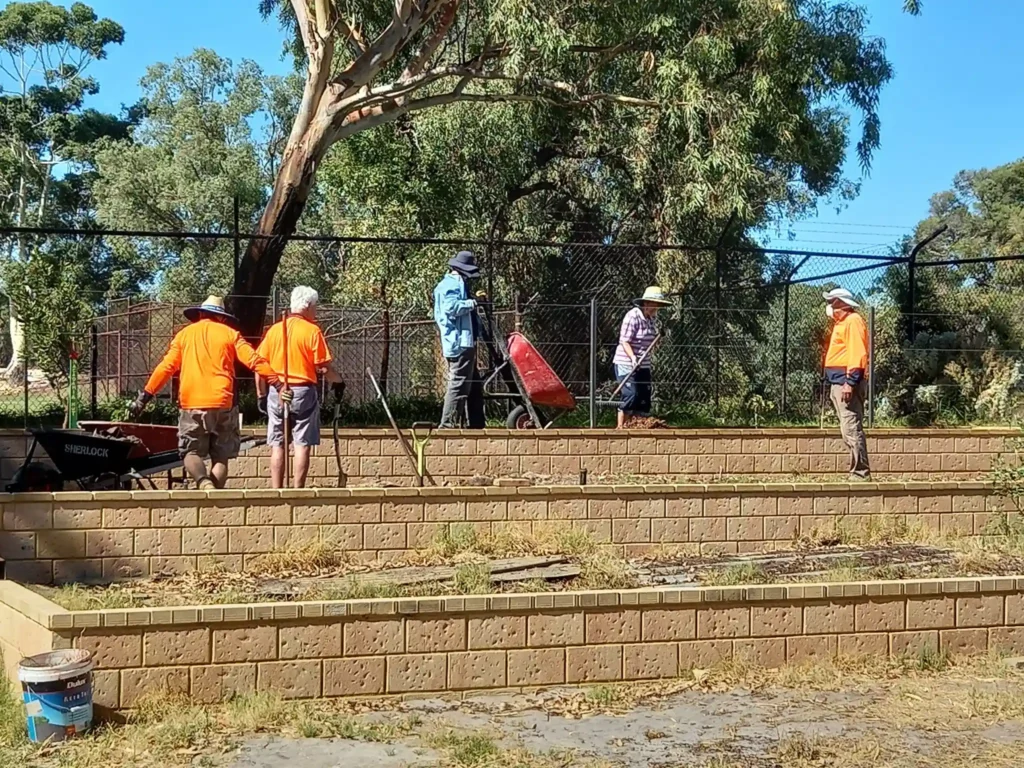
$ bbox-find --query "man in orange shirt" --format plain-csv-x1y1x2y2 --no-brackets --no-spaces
129,296,282,489
256,286,344,488
823,288,871,480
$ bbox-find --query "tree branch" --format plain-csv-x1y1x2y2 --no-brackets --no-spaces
401,0,460,82
285,0,336,155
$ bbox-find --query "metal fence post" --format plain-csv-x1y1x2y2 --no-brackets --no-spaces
868,305,876,428
781,281,791,412
589,297,597,428
90,323,98,418
22,319,28,429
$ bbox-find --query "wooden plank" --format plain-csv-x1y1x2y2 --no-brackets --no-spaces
490,564,581,583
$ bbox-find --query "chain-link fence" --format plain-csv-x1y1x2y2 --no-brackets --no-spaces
1,223,1022,428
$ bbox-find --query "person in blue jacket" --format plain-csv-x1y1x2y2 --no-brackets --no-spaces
433,251,485,428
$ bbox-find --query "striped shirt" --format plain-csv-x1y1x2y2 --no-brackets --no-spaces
613,307,658,369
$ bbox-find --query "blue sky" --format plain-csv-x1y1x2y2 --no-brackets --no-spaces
25,1,1024,256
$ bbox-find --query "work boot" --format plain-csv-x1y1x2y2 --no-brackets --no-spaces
197,478,216,491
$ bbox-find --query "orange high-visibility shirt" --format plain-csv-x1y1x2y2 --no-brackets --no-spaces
257,315,332,386
824,312,869,385
144,319,276,409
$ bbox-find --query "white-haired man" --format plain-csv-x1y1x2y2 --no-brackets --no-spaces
823,287,871,479
256,286,345,488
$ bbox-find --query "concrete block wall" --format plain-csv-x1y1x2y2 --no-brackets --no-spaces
0,482,1013,584
0,427,1015,489
2,579,1023,710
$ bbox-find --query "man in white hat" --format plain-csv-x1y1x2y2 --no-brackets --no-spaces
129,296,282,489
823,287,871,479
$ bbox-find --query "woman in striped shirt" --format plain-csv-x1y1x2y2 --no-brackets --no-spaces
613,287,670,428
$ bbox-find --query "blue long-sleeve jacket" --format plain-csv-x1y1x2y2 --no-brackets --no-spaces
433,272,476,358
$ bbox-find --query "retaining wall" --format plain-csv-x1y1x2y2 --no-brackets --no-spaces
0,482,1014,584
0,427,1015,488
3,578,1024,711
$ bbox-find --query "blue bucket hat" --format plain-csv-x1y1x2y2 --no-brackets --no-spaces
448,250,480,278
183,295,238,324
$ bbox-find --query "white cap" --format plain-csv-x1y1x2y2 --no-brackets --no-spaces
822,287,860,308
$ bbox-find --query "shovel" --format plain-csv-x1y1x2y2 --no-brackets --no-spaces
367,368,436,486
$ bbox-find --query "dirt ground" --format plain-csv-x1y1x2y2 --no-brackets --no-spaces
219,674,1024,768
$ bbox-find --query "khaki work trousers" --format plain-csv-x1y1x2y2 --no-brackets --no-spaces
830,380,871,479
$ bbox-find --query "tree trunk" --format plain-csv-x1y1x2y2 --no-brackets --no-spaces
4,299,25,384
230,116,335,340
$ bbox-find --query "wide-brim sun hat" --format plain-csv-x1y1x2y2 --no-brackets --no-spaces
634,286,672,306
184,295,238,324
448,250,480,278
822,287,860,309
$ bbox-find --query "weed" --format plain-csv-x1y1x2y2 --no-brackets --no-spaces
46,583,143,610
453,562,492,593
584,686,620,708
428,730,500,766
702,562,770,586
432,524,481,558
305,578,403,602
913,645,951,672
247,540,348,574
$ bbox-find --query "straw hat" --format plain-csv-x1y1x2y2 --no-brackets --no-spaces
634,286,672,306
184,295,238,324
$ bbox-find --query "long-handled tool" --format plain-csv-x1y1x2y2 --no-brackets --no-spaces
281,310,291,488
332,385,347,488
410,422,435,488
610,333,662,399
367,368,436,486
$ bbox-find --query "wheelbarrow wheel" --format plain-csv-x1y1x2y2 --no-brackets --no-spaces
506,404,544,430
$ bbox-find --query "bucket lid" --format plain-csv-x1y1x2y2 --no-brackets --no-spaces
18,649,93,684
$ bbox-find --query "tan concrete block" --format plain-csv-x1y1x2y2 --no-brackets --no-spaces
697,456,726,474
145,628,209,665
521,455,553,475
622,643,677,680
956,596,1004,628
407,617,465,653
149,556,195,576
505,648,563,686
665,497,702,518
566,644,622,683
940,513,974,537
734,638,787,668
190,664,257,704
52,559,101,583
423,501,465,523
612,519,650,543
508,500,547,520
751,605,802,637
804,602,854,634
786,635,836,663
103,556,150,580
989,627,1024,655
589,498,627,519
85,529,133,557
678,639,732,669
469,615,526,649
740,496,776,517
650,518,688,544
586,610,640,644
778,495,814,517
854,600,905,632
641,608,696,642
91,669,120,710
364,523,407,550
120,667,189,707
940,628,988,656
181,527,229,555
78,631,142,669
752,454,783,474
321,524,363,550
838,633,888,658
1006,594,1024,625
890,630,939,657
689,518,726,542
274,525,319,550
133,529,181,557
577,519,612,543
763,517,799,541
449,650,506,689
102,506,150,528
213,625,278,663
528,611,584,647
387,653,446,693
52,506,101,529
705,497,740,517
0,531,34,560
280,622,342,659
405,522,443,549
697,607,750,639
337,502,382,524
228,526,274,554
685,437,715,455
33,531,84,559
906,597,955,630
727,518,764,542
637,454,670,475
345,619,404,655
152,505,198,527
4,502,52,530
626,498,664,520
467,500,510,521
323,657,386,696
258,660,321,699
952,494,985,513
381,502,424,523
200,505,246,527
725,454,755,474
245,504,291,526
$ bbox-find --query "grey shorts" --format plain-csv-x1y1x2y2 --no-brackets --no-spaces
268,385,321,447
178,407,240,462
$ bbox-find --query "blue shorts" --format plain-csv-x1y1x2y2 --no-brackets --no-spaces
615,365,652,416
268,385,321,447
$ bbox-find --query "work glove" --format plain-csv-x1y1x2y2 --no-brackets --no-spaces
257,395,268,415
331,381,346,402
474,289,490,304
127,391,152,420
279,389,294,405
